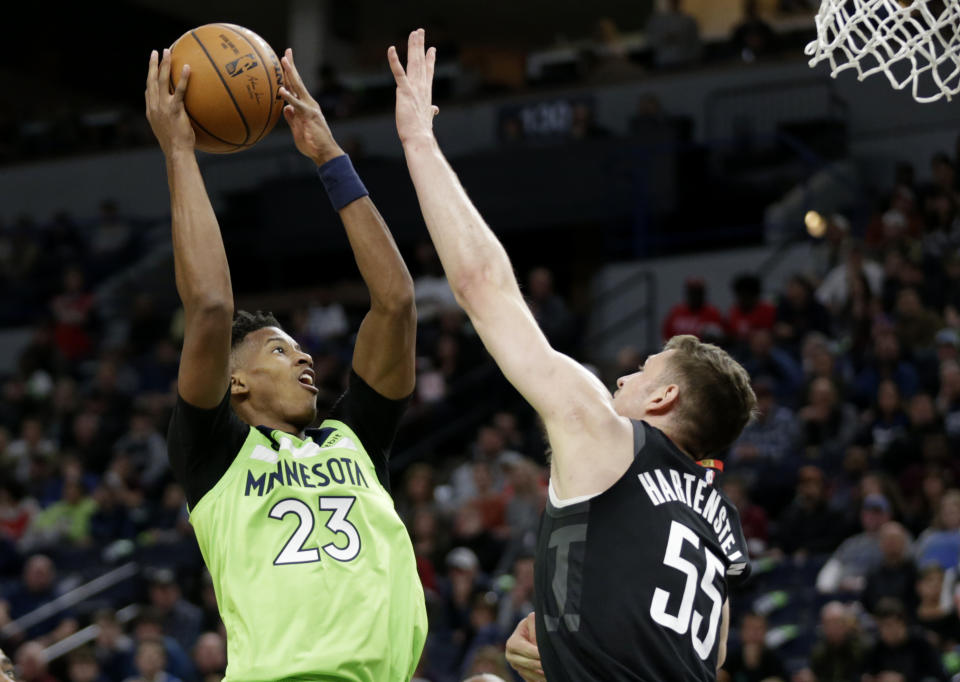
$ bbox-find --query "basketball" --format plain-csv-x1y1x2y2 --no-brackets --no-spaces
169,24,283,153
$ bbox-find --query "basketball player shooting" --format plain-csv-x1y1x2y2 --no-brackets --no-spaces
145,47,426,680
390,29,756,681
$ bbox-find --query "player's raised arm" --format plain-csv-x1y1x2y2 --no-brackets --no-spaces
280,50,415,399
388,30,632,498
145,48,233,409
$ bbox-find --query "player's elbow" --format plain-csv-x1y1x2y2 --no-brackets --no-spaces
373,277,415,315
451,263,507,312
185,296,234,325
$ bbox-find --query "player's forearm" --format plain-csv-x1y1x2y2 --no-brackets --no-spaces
338,197,414,312
166,150,234,313
401,135,520,306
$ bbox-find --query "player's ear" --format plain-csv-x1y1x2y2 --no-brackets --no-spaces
230,372,249,397
644,382,679,414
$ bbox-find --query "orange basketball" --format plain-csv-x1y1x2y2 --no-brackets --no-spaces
169,24,283,154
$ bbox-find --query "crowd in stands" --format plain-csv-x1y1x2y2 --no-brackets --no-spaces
0,142,957,682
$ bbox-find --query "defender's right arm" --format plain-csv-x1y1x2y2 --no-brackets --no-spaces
145,49,233,408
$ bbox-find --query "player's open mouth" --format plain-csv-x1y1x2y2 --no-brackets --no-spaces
298,369,319,394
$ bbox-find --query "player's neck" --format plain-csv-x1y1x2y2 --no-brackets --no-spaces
235,403,307,439
644,414,696,460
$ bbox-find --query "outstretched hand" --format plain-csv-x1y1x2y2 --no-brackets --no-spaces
505,612,545,682
387,28,439,145
279,48,343,166
144,48,195,156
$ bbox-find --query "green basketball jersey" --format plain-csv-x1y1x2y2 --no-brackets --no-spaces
189,418,427,681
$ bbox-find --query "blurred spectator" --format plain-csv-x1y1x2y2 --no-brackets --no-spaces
895,287,943,353
809,601,866,682
112,411,168,495
301,287,348,348
495,552,535,635
914,490,960,570
124,635,183,682
2,555,77,644
460,645,511,681
93,608,135,682
729,377,798,497
852,328,919,410
773,275,831,351
412,241,458,324
662,277,726,341
88,199,134,279
146,568,203,655
862,521,918,614
450,502,505,575
914,563,960,649
459,592,504,680
191,632,226,682
0,478,35,543
66,647,109,682
19,478,96,553
727,273,776,345
450,426,522,506
128,608,194,682
773,465,844,557
720,611,787,682
89,482,136,545
645,0,702,68
525,267,576,353
721,475,769,557
397,462,439,528
866,184,924,251
729,0,778,61
817,494,894,595
861,380,909,458
50,265,97,362
739,329,804,403
798,377,859,469
15,641,58,682
863,597,946,681
816,240,884,315
6,417,56,486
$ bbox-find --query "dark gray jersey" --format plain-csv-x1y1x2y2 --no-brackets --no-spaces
534,420,751,681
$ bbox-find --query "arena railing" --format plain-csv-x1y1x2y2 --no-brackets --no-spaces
39,604,139,664
0,562,138,642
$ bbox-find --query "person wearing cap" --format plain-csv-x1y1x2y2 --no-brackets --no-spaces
146,568,202,654
817,494,899,595
815,238,884,314
935,328,960,363
661,277,727,342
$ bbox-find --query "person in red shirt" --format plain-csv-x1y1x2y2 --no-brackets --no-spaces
661,277,726,341
728,273,776,344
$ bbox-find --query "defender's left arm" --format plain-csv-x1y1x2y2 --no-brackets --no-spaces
281,50,415,399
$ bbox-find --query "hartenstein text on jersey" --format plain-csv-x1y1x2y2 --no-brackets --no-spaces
638,468,747,575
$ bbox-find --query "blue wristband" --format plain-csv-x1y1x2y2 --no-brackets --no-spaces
317,154,369,211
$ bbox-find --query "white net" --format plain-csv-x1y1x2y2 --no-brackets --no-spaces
805,0,960,103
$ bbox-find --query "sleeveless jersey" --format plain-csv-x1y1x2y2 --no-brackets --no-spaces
189,418,427,681
534,420,751,681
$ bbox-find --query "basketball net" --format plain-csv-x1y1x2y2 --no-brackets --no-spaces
805,0,960,103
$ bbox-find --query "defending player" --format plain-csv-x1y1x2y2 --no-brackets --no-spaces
389,30,755,681
145,46,426,680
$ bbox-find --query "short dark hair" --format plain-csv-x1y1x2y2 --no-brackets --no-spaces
231,310,280,349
